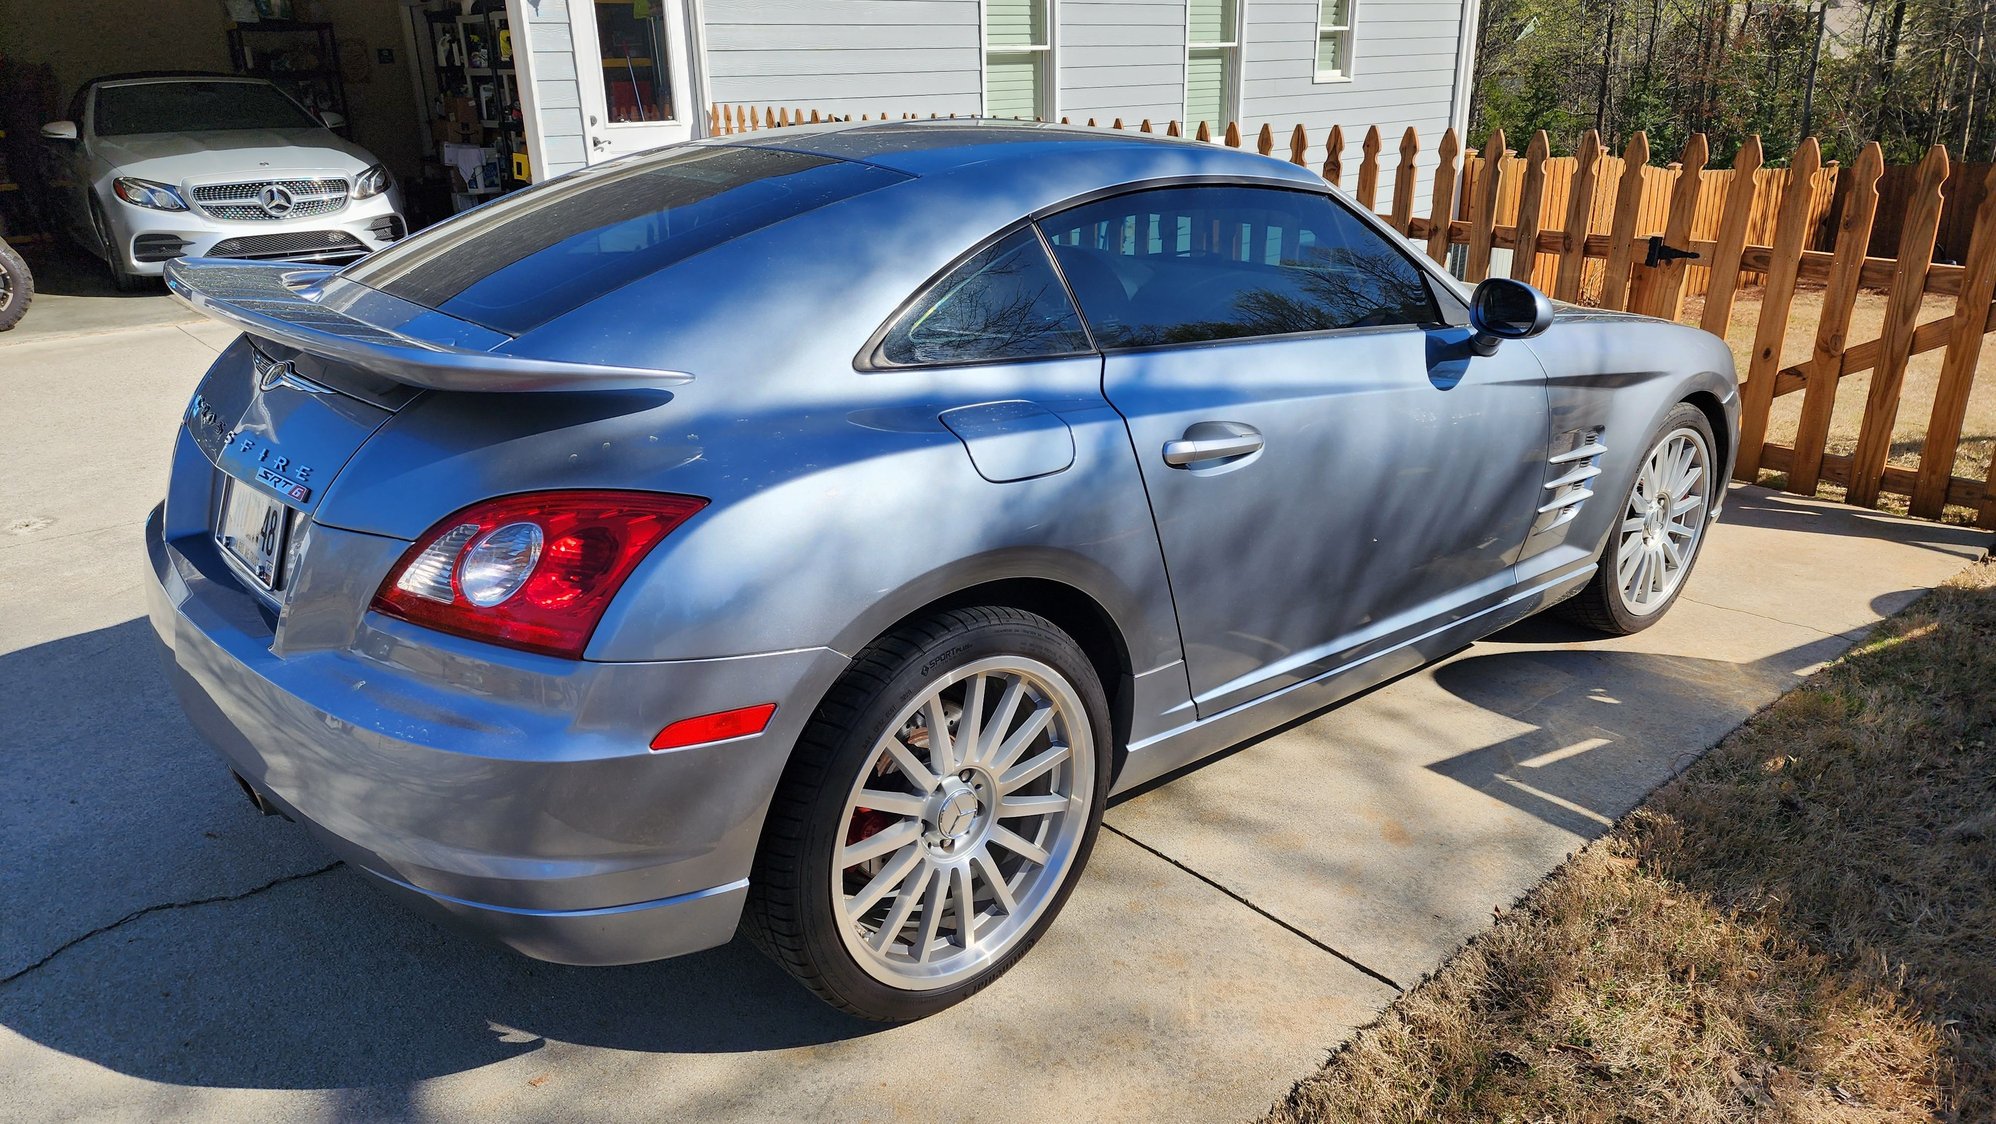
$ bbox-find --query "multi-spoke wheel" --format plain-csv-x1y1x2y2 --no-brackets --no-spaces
744,606,1109,1020
1559,402,1718,635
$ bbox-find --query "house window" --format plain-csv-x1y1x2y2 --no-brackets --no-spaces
1316,0,1355,79
1185,0,1239,132
986,0,1053,119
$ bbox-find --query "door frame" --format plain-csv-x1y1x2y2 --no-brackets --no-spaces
509,0,707,181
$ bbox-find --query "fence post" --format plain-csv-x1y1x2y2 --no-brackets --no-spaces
1509,131,1550,283
1322,124,1343,183
1225,122,1242,148
1698,136,1766,338
1357,126,1381,212
1425,129,1461,263
1736,138,1825,481
1598,132,1651,311
1848,144,1952,508
1913,162,1996,517
1629,133,1708,320
1789,141,1884,497
1391,127,1420,234
1257,123,1275,155
1553,129,1603,302
1195,121,1212,142
1465,129,1506,282
1291,123,1311,168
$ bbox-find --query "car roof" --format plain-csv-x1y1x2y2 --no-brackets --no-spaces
494,120,1350,372
716,118,1327,189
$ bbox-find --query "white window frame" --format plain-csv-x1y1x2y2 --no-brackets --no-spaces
980,0,1059,121
1182,0,1245,130
1314,0,1357,83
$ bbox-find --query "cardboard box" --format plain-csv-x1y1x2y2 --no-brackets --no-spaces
432,118,479,145
444,96,478,124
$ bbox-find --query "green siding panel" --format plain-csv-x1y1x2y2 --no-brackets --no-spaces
1187,0,1233,45
1185,47,1227,129
986,52,1041,117
987,0,1046,47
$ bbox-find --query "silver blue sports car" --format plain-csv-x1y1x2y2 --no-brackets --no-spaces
146,120,1739,1021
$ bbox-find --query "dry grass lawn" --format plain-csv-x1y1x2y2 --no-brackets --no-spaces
1267,561,1996,1123
1686,286,1996,523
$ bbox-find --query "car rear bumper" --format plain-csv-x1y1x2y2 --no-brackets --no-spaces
144,502,849,965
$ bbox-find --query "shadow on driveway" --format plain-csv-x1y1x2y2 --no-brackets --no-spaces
0,618,881,1094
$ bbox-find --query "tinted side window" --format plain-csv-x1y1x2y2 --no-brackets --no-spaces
876,227,1092,366
1042,185,1440,348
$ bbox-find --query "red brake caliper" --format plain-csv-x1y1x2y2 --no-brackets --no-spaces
845,808,897,847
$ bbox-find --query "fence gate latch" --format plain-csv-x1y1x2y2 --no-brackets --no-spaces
1643,235,1700,269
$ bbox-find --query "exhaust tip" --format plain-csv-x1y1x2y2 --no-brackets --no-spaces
230,771,292,820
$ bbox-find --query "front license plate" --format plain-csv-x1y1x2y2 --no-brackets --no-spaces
216,476,290,590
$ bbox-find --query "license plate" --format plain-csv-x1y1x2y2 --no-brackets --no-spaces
215,476,291,590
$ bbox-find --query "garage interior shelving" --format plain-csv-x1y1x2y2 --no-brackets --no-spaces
422,4,528,213
225,19,352,138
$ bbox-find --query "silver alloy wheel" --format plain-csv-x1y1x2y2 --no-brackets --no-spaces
1616,425,1712,616
0,259,12,312
831,655,1094,990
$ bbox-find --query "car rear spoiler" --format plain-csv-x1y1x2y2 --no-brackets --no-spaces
163,258,692,393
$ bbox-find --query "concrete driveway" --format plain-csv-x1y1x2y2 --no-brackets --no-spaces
2,306,1987,1122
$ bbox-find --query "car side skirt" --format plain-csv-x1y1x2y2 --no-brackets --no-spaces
1110,563,1596,795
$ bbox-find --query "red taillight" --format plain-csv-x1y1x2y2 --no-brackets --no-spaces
649,703,778,751
372,491,706,659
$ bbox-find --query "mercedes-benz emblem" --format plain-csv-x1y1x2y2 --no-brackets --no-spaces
935,790,978,840
257,183,296,218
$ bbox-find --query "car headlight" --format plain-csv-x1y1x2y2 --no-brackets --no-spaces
111,177,188,211
352,163,393,200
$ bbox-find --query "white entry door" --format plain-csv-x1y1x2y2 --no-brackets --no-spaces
569,0,699,161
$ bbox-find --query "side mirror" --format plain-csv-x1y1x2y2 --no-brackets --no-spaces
319,111,346,129
40,120,78,142
1467,277,1555,356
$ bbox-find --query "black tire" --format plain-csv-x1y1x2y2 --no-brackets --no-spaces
744,606,1112,1021
1559,401,1718,635
0,239,30,331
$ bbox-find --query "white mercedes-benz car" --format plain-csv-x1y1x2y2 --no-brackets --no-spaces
41,72,406,289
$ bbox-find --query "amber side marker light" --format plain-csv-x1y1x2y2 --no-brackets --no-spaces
650,703,778,751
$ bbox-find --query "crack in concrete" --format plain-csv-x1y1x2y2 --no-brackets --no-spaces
1680,594,1840,638
1,862,342,986
1101,823,1406,994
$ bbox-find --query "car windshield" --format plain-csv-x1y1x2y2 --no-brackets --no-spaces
346,144,908,336
94,81,320,136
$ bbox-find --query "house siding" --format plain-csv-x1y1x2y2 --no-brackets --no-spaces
519,0,591,178
1057,1,1185,124
516,0,1469,197
702,0,983,118
1239,0,1464,191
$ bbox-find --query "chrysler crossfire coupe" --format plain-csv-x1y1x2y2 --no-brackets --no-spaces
147,120,1739,1021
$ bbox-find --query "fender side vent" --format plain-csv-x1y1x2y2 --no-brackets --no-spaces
1535,429,1606,533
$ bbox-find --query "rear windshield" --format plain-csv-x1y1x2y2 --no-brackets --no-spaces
95,81,320,136
345,145,908,336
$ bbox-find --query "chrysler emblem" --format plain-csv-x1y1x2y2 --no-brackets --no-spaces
257,183,296,217
258,357,296,391
251,349,331,395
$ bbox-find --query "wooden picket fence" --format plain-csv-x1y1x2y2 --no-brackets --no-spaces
710,105,1996,525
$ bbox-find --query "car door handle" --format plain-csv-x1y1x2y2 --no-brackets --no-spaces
1162,422,1264,466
